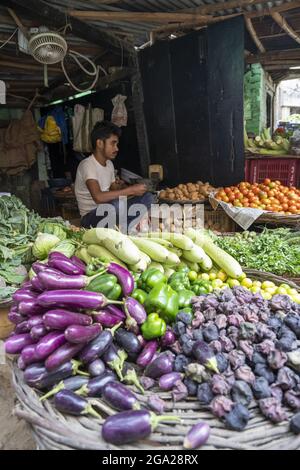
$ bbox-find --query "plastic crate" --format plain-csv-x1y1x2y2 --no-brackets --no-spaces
248,158,298,186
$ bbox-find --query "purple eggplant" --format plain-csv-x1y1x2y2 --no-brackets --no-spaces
79,323,121,364
43,309,92,330
103,344,128,381
77,371,117,397
30,324,48,341
45,342,84,371
54,390,100,418
192,341,219,373
38,269,89,290
21,344,40,365
31,275,45,293
17,355,26,370
18,299,45,317
160,328,176,348
92,310,124,328
22,281,33,289
40,375,90,401
8,309,24,325
183,422,210,449
27,315,44,329
64,324,102,344
115,328,142,357
49,253,85,276
137,335,147,349
159,372,183,391
35,331,66,361
88,359,105,377
31,262,49,274
13,289,37,303
15,320,30,334
144,352,174,379
105,304,126,319
137,340,158,368
71,255,86,274
124,297,147,330
24,360,87,390
5,333,35,354
106,263,134,296
37,290,120,311
102,382,140,411
102,410,180,445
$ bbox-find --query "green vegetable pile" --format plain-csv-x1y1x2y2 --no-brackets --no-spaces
213,228,300,277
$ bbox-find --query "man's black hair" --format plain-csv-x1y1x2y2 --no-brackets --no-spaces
91,120,122,150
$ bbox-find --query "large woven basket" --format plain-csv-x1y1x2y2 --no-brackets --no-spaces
10,272,300,451
255,213,300,228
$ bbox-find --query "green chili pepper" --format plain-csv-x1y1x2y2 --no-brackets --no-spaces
138,268,167,293
131,288,148,305
141,313,167,340
86,274,122,300
145,282,179,324
177,289,195,308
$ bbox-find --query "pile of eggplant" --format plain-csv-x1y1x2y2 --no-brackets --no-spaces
5,251,211,448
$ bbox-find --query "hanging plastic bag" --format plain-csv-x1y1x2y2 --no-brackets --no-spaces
38,115,61,143
111,94,127,127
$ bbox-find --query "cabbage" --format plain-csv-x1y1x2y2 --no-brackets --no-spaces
40,222,67,241
32,233,60,260
50,240,76,258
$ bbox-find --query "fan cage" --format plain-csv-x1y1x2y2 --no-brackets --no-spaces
28,32,68,65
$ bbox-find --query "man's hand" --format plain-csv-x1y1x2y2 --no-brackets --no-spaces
128,183,147,196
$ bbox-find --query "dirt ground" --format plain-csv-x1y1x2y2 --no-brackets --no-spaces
0,363,35,450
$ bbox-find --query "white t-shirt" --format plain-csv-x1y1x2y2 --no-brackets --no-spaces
75,154,115,216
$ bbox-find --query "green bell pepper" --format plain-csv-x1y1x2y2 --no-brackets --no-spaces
176,262,190,274
138,268,167,293
141,313,166,340
131,288,148,305
86,274,122,300
177,289,195,309
191,279,212,296
145,282,179,324
168,271,191,291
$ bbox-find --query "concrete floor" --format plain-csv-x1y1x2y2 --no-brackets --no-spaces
0,363,35,450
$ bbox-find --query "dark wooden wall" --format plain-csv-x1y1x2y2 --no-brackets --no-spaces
139,17,245,187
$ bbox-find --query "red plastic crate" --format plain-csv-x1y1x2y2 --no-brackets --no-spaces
248,158,298,187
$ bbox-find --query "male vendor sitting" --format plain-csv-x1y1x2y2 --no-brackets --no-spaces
75,121,154,228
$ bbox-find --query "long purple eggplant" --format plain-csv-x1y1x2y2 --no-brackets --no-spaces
8,308,24,325
15,320,30,334
22,281,33,289
79,323,121,364
37,290,121,311
183,422,210,449
159,372,183,391
21,344,40,365
71,256,86,274
43,309,92,330
38,270,89,290
40,375,90,401
24,360,87,390
45,342,85,371
105,305,126,319
27,315,44,329
17,355,26,370
31,275,45,293
54,390,100,418
5,333,35,354
102,382,140,411
64,324,102,344
102,410,181,445
160,328,176,348
92,310,124,328
13,290,37,303
49,252,85,275
136,340,158,368
106,263,134,296
30,324,48,341
124,297,147,330
31,262,49,274
115,328,142,357
76,371,116,397
88,359,105,377
35,331,66,361
144,352,174,379
18,299,46,317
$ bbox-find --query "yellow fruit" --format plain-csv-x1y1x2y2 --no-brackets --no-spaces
253,281,262,288
250,286,261,294
200,273,210,281
261,281,276,289
291,294,300,304
279,283,290,290
241,278,253,288
188,271,198,282
209,273,217,281
264,287,277,295
261,291,272,300
276,287,288,295
227,278,240,288
217,270,228,282
287,288,298,296
238,272,246,280
212,279,223,289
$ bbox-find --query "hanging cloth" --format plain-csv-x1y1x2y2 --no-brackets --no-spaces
111,94,128,127
0,80,6,104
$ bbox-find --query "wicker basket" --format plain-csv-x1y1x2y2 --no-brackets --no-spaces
255,213,300,228
10,272,300,450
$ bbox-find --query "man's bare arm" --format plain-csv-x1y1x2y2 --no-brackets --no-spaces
86,180,146,204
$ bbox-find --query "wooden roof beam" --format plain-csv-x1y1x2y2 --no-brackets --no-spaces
271,11,300,45
245,17,265,53
68,11,212,23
